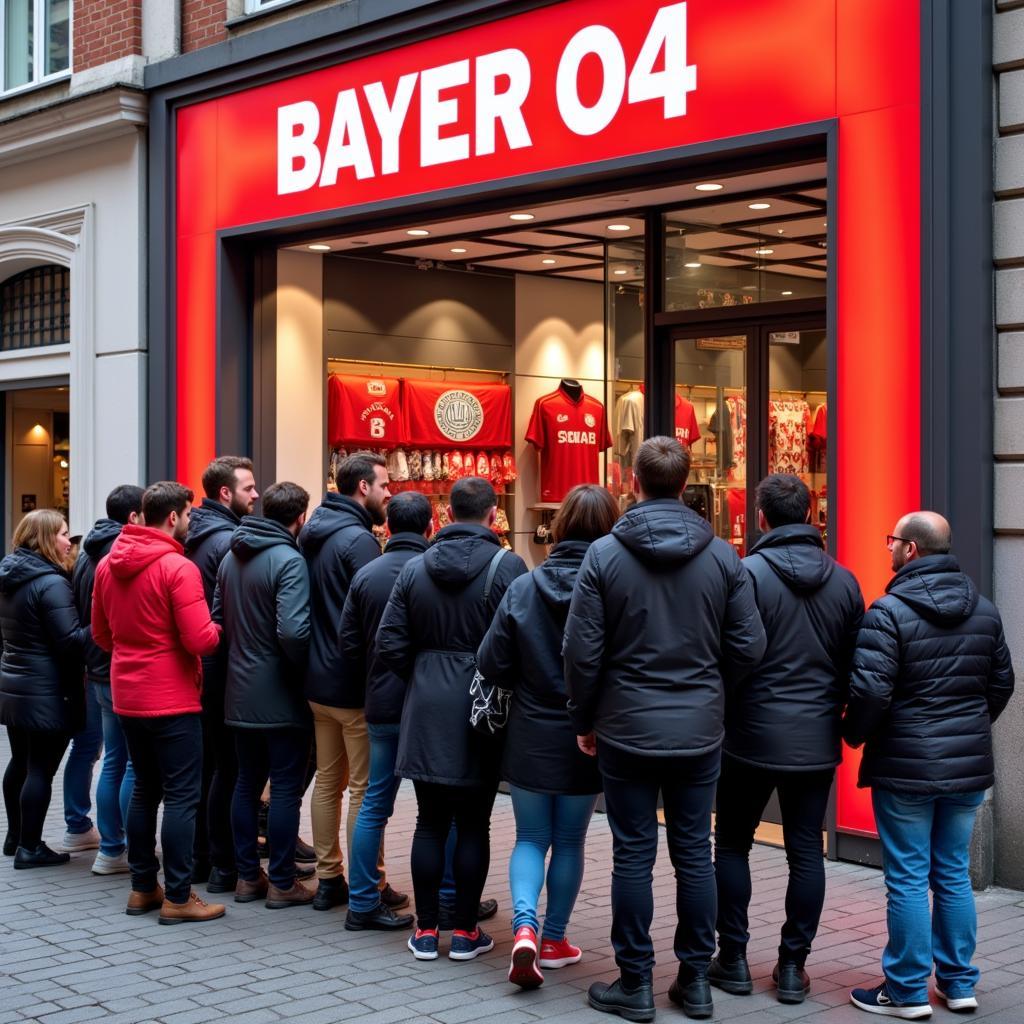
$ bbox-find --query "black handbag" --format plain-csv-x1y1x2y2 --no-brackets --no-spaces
468,548,513,736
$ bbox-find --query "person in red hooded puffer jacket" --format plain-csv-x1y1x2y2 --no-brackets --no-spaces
92,481,224,925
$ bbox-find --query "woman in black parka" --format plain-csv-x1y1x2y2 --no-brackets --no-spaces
0,509,89,868
477,485,619,990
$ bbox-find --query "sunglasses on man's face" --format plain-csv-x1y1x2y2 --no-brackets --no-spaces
886,534,913,548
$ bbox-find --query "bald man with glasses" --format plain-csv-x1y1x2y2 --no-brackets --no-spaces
844,511,1014,1020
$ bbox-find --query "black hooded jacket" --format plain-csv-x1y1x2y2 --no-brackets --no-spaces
184,498,241,608
726,524,864,771
72,518,122,687
299,493,382,707
0,548,89,733
376,523,528,786
477,540,602,796
213,516,311,730
339,532,430,725
843,554,1014,793
564,499,766,757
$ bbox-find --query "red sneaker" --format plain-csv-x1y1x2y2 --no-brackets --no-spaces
539,937,582,969
508,925,543,989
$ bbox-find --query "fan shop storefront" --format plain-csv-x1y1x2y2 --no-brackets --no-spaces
147,0,991,863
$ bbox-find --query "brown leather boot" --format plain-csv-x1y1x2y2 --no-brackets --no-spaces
158,890,226,925
125,883,164,916
234,869,269,903
265,879,315,909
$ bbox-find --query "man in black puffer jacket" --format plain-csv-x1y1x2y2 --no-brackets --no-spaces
185,455,259,890
300,452,390,911
712,475,863,1005
214,482,312,910
564,437,765,1023
843,512,1014,1020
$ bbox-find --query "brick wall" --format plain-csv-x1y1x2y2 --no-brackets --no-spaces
73,0,142,72
182,0,228,53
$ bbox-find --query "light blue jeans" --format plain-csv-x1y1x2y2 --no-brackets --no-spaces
63,680,103,834
93,684,135,857
872,788,985,1004
509,785,597,941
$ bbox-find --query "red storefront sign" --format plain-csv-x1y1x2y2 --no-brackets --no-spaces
403,380,512,448
327,374,403,447
173,0,921,837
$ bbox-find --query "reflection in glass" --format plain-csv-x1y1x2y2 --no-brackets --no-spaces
46,0,71,76
5,0,34,91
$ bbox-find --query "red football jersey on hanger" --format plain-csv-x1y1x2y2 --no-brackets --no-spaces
328,374,403,447
403,379,511,448
526,389,612,502
675,394,702,446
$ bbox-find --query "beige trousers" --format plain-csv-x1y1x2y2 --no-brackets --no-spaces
309,703,385,884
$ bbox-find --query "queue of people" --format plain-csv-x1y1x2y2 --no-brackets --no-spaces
0,437,1015,1022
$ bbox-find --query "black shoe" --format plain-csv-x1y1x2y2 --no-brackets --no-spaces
191,860,211,885
669,971,714,1020
380,883,410,910
295,862,316,881
478,897,498,921
294,838,316,863
344,903,415,931
312,876,349,911
773,961,810,1004
14,843,71,869
3,833,16,856
206,867,237,894
587,978,656,1023
438,897,498,930
708,953,753,995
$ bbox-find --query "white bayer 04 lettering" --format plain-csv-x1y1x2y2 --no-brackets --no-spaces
277,1,697,195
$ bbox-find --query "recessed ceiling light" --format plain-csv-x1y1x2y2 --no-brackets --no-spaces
406,229,430,236
307,244,331,252
509,213,535,221
684,262,701,269
748,202,771,210
613,269,629,276
450,247,467,254
695,182,724,192
782,290,794,296
541,258,557,265
823,221,827,228
607,223,632,232
755,248,774,256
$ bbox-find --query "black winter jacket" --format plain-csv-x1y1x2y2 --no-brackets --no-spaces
564,499,766,757
184,499,240,607
0,548,89,733
72,518,121,687
843,554,1014,794
339,532,430,724
725,524,865,771
477,540,602,796
213,517,311,730
299,493,382,708
377,524,528,786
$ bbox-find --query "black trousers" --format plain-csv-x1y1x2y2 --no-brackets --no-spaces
411,780,497,932
714,755,834,967
195,684,237,872
597,741,721,986
3,726,71,849
121,713,202,903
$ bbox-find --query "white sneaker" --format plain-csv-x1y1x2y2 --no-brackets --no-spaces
62,828,100,853
91,850,130,875
935,988,978,1013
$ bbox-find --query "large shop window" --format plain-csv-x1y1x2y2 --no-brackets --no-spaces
0,265,70,350
2,0,71,93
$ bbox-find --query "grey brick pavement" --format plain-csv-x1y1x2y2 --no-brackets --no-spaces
2,748,1024,1023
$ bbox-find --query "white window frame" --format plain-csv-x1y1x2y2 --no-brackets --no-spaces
0,0,73,98
244,0,292,14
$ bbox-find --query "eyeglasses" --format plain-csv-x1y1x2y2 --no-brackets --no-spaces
886,534,914,548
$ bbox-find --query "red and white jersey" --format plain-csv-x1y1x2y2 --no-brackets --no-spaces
675,394,701,446
525,389,612,502
328,374,403,447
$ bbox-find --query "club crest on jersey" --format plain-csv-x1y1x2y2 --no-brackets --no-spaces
584,413,596,428
434,389,484,442
366,380,387,396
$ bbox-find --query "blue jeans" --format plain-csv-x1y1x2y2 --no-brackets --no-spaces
349,723,456,913
873,788,985,1004
93,685,134,857
63,680,103,834
509,786,597,941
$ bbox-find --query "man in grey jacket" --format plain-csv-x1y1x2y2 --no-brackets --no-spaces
213,481,313,910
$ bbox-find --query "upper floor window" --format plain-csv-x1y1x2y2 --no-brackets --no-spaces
244,0,292,12
2,0,71,94
0,265,70,350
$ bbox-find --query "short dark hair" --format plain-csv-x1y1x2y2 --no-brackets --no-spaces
202,456,253,500
262,481,309,526
142,482,194,525
755,474,810,529
902,512,952,556
336,452,387,497
551,484,619,544
105,484,144,525
386,492,432,535
634,436,690,499
450,476,496,522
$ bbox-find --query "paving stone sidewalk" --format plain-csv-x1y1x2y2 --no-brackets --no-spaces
2,745,1024,1024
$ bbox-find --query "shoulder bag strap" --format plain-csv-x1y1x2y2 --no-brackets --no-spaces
481,547,507,605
